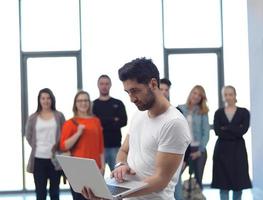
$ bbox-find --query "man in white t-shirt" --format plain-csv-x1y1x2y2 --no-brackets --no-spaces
82,58,191,200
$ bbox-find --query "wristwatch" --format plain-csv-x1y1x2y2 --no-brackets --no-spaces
114,161,128,169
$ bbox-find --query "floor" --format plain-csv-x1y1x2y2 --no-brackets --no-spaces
0,188,254,200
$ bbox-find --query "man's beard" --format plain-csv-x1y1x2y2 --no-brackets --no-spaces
136,88,155,111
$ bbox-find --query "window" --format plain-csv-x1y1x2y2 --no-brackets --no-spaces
25,57,78,189
0,0,22,191
163,0,222,48
81,0,164,140
0,0,251,192
168,54,219,184
21,0,80,51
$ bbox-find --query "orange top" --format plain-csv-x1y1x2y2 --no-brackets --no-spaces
60,117,104,168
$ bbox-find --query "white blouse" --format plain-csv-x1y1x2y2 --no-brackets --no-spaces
35,116,57,159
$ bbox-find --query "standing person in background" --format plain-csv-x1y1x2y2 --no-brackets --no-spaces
177,85,210,190
26,88,65,200
93,74,127,171
160,78,172,100
211,85,252,200
60,90,104,200
160,78,190,200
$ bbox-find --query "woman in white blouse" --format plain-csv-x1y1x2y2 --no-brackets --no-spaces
26,88,65,200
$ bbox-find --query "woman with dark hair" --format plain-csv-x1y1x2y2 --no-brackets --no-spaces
60,90,104,200
211,86,252,200
177,85,210,190
25,88,65,200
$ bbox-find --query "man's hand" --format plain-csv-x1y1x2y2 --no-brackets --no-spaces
81,187,108,200
111,164,136,183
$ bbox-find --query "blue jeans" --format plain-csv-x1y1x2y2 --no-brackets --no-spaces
105,147,119,171
190,150,207,189
174,174,184,200
220,189,242,200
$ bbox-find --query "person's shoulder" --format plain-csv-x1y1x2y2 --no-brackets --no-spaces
177,104,187,111
28,112,37,118
169,106,185,117
90,116,103,127
163,107,188,126
27,112,38,121
54,110,65,117
110,97,124,104
93,98,100,104
55,110,63,115
176,106,183,114
165,109,190,136
237,107,250,114
92,116,101,122
131,110,146,121
215,107,224,113
64,118,72,123
63,118,76,126
177,104,186,108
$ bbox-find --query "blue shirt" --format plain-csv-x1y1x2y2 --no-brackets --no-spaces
177,104,210,152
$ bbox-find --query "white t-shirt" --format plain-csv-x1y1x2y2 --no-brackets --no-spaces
35,116,57,159
126,106,191,200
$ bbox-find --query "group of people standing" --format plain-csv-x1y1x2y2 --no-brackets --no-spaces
160,79,252,200
25,75,127,200
25,57,251,200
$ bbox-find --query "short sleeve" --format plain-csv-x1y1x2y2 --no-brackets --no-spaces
158,118,191,154
60,120,75,151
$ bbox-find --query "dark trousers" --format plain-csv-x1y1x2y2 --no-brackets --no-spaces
70,185,87,200
190,150,207,189
33,158,61,200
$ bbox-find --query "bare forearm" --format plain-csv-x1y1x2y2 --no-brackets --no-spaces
116,135,129,163
126,175,169,197
116,147,128,163
64,132,81,150
127,152,183,198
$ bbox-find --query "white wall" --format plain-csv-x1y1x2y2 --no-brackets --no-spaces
247,0,263,198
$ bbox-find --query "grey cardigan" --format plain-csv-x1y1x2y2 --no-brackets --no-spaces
25,111,65,173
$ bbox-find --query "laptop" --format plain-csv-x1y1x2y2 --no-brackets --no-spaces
56,155,148,200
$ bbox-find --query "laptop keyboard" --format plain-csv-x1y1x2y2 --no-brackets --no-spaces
106,184,130,195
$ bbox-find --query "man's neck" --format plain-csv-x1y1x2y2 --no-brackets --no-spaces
226,104,236,109
148,95,170,118
99,95,110,101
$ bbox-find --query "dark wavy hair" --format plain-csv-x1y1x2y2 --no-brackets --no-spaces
160,78,172,88
118,57,160,87
36,88,56,112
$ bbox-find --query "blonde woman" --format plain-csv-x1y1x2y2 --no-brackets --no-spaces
211,86,252,200
177,85,210,189
60,90,104,200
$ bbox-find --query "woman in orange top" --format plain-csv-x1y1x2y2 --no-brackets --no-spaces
60,90,104,200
